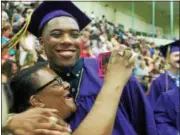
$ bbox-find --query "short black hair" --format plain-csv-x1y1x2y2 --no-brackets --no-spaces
9,62,48,113
2,60,19,78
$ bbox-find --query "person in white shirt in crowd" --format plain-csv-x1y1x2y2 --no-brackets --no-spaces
90,23,100,48
111,34,120,49
134,59,149,81
2,3,9,22
92,39,108,57
90,11,95,20
100,33,113,51
19,32,38,69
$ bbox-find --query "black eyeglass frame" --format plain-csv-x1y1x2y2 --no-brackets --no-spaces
36,76,63,92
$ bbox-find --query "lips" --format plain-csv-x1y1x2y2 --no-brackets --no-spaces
56,48,76,51
56,49,76,58
64,92,73,99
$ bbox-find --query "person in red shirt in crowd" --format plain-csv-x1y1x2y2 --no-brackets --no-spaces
80,36,95,58
80,38,89,57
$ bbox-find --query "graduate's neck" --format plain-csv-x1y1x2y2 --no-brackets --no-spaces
49,62,76,75
168,67,179,76
49,62,67,74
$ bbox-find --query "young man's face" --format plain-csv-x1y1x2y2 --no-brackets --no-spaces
169,51,180,69
40,16,81,67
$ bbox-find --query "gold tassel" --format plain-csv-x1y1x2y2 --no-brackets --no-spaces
2,11,33,51
164,46,171,70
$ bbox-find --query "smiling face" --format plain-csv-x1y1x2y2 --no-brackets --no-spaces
169,51,180,69
40,16,81,67
30,67,77,119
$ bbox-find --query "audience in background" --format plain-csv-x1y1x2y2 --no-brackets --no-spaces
11,4,25,27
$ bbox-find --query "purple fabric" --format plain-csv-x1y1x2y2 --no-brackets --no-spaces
69,58,157,135
39,10,75,30
154,88,179,135
177,107,180,133
170,46,179,54
148,72,178,110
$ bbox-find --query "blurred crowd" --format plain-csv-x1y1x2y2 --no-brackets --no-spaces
2,2,167,94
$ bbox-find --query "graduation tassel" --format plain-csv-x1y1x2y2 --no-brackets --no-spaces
164,46,171,70
164,46,171,91
2,11,33,51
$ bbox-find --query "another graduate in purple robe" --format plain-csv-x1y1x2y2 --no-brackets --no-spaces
148,40,180,110
154,87,180,135
6,1,157,135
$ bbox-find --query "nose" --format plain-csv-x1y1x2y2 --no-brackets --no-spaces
62,81,70,90
60,34,73,45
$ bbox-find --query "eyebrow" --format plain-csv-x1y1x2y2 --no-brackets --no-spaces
50,29,80,33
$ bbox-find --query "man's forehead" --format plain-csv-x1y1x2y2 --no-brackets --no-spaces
43,16,79,31
47,17,79,29
171,51,180,55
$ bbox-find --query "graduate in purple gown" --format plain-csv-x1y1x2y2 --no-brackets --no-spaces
154,87,180,135
148,40,180,110
4,1,157,135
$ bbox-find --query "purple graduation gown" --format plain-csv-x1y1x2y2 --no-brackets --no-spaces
69,58,157,135
154,88,180,135
177,108,180,133
148,72,178,110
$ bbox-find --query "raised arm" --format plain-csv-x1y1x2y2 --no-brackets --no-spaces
73,46,136,135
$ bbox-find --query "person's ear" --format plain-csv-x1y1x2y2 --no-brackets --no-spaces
39,37,45,49
29,95,45,108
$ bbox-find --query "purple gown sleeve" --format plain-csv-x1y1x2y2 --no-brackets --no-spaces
121,76,157,135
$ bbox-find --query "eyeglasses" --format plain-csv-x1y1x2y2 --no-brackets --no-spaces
36,76,63,92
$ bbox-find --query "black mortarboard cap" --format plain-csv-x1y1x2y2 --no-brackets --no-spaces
159,40,180,58
28,1,91,37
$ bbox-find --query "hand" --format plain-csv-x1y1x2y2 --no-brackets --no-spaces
7,107,72,135
105,45,137,85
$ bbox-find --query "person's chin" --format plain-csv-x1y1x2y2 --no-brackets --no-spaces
67,101,77,112
58,58,78,67
65,97,77,112
69,104,77,113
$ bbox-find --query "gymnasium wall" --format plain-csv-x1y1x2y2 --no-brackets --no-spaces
73,1,179,39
